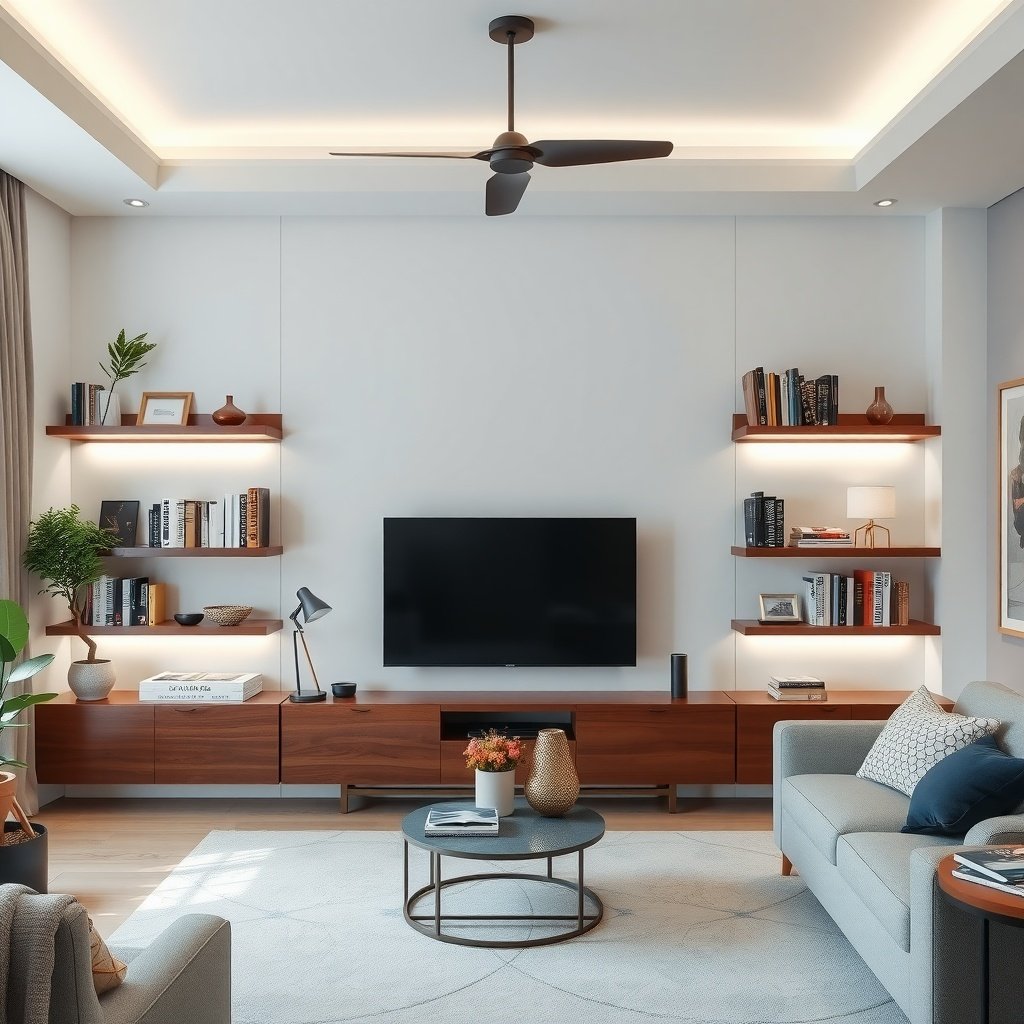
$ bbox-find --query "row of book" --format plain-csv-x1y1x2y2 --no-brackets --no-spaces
768,675,827,701
789,526,853,548
802,571,910,627
85,576,167,627
144,488,270,548
743,491,786,547
741,367,839,427
70,382,114,425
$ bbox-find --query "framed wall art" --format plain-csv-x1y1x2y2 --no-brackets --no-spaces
998,377,1024,636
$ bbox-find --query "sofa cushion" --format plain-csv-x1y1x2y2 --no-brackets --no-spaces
903,734,1024,836
954,681,1024,758
783,774,911,864
836,832,959,952
856,686,999,797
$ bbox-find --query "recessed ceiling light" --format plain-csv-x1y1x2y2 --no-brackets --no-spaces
123,198,149,208
873,198,897,208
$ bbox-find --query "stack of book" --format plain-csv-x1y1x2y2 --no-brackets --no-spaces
144,487,271,548
70,382,112,425
423,807,499,837
743,490,785,547
138,671,263,702
741,367,839,427
789,526,853,548
768,675,827,701
951,849,1024,897
802,571,910,627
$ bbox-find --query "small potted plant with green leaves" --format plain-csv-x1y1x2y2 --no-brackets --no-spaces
0,599,56,891
23,506,119,700
98,328,156,425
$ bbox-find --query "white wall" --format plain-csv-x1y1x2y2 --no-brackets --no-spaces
988,190,1024,686
58,214,934,697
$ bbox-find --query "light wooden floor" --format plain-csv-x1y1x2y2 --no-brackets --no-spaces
42,795,773,931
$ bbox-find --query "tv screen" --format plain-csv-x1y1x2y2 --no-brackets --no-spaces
383,517,636,667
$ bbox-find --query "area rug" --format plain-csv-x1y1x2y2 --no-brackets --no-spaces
110,829,906,1024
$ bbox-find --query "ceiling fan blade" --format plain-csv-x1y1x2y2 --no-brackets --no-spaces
329,150,488,160
531,140,673,167
486,172,531,217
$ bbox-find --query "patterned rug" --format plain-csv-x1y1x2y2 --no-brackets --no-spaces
110,829,906,1024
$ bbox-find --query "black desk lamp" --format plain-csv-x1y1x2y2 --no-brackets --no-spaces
288,587,331,703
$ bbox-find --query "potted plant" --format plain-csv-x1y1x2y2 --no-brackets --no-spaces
23,506,119,700
0,599,56,891
464,729,523,817
98,328,156,425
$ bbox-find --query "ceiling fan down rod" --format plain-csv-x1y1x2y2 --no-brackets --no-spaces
507,31,515,132
489,16,534,135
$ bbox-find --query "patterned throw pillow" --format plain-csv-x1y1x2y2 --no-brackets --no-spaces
89,917,127,994
856,686,1000,797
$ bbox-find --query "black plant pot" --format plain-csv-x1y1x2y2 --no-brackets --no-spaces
0,822,47,893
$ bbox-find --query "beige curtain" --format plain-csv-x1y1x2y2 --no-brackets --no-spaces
0,171,38,814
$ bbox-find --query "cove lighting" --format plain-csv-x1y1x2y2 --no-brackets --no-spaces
873,199,897,208
123,198,149,208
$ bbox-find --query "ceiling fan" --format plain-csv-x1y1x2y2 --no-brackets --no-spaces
330,15,674,216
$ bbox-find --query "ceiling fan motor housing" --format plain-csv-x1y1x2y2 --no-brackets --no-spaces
489,131,534,174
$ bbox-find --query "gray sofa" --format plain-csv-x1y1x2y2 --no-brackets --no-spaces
774,680,1024,1024
4,890,230,1024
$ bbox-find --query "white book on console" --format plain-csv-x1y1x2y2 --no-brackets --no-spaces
139,671,262,701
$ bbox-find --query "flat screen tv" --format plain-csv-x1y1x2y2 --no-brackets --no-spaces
383,517,637,667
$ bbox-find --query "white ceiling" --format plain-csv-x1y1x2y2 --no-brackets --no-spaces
2,0,1024,216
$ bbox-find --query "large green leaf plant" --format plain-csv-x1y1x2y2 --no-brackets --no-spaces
0,600,56,772
98,328,156,425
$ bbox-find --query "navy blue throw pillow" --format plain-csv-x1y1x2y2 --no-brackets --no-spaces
903,734,1024,836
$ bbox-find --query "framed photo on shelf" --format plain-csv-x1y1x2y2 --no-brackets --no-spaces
138,391,193,426
758,593,802,624
98,500,140,547
999,377,1024,636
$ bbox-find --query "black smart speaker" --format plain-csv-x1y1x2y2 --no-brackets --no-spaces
670,653,688,698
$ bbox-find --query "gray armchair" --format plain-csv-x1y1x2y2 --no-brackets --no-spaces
27,896,230,1024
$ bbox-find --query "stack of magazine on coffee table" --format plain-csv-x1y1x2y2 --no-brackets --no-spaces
424,807,499,837
951,848,1024,896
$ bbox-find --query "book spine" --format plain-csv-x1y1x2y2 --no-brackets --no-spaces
238,492,247,547
896,580,910,627
880,571,892,626
814,573,826,626
184,500,197,548
103,576,115,626
764,497,777,548
789,368,801,425
751,491,765,546
258,488,270,547
816,376,830,426
247,486,259,547
71,383,81,426
872,572,885,627
743,497,756,547
802,577,816,625
831,373,839,422
200,501,210,548
780,370,789,427
742,370,758,426
773,498,784,547
137,580,149,627
147,582,165,626
755,367,767,425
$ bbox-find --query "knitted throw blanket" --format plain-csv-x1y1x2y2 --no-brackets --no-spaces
0,883,77,1024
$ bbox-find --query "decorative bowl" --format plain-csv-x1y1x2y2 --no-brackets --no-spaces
202,604,253,627
174,612,204,627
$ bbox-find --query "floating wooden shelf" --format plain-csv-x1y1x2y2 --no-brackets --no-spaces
107,546,283,558
731,413,940,443
731,546,940,558
731,619,940,636
45,619,283,637
47,413,282,442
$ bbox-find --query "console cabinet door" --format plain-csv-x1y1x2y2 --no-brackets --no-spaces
735,704,850,784
35,703,155,784
282,704,439,784
155,705,280,784
575,706,735,784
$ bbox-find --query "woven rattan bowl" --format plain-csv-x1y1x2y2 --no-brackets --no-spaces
202,604,253,627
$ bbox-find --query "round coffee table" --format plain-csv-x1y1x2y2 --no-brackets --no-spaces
936,852,1024,1023
401,800,605,947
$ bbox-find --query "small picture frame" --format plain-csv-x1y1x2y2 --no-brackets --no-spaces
998,376,1024,636
98,500,140,548
758,593,803,624
138,391,193,426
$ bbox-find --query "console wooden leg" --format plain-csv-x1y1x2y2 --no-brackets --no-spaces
340,784,349,814
781,854,793,876
667,784,678,814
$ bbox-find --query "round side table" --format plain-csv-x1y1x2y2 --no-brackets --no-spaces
936,852,1024,1024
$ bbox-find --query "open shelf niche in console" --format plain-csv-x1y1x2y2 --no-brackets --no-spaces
440,709,575,741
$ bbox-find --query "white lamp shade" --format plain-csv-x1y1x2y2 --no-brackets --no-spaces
847,485,896,519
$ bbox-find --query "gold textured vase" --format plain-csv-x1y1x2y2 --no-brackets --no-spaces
525,728,580,817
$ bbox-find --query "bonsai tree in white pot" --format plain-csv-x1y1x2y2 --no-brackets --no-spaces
0,599,56,830
23,506,119,700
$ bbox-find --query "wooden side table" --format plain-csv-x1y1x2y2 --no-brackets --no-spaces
936,852,1024,1023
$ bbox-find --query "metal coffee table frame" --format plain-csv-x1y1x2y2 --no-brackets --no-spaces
401,801,605,948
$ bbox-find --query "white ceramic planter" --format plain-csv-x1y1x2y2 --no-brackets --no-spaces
67,660,115,701
475,767,516,816
99,390,120,426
